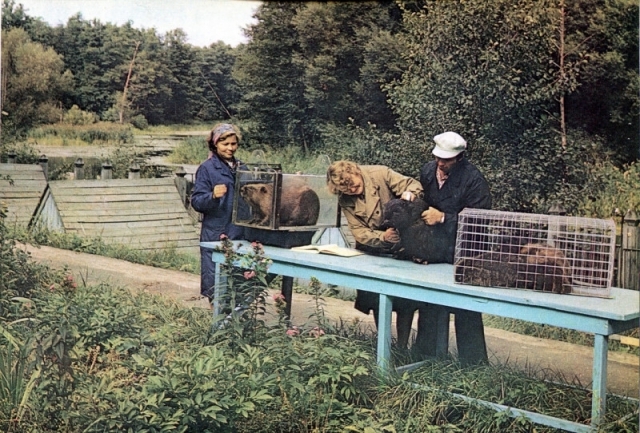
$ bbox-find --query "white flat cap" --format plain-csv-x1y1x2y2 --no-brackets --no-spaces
432,131,467,159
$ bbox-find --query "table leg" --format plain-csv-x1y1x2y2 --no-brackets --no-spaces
281,276,293,319
591,334,608,427
212,262,224,317
377,293,392,374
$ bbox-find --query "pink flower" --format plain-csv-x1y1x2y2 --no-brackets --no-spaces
220,234,228,240
251,241,260,248
286,327,300,337
309,327,325,338
272,293,286,303
49,284,56,291
243,270,256,279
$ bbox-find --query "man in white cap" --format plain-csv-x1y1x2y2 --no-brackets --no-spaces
415,131,492,364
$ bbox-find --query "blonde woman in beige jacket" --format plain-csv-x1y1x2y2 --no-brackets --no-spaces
326,161,424,350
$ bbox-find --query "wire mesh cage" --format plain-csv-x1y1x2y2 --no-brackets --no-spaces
454,208,616,297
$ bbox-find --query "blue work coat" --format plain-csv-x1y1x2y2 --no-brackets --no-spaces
191,154,247,297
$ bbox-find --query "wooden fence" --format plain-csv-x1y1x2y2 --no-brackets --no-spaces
616,209,639,291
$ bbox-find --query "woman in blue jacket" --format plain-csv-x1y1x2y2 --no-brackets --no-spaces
191,123,246,302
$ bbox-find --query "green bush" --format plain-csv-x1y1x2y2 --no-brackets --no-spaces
63,105,97,125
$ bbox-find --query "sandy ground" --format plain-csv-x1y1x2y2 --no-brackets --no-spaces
20,243,640,399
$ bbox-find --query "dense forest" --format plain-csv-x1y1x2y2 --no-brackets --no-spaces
1,0,638,214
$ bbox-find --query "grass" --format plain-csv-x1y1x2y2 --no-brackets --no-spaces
27,122,134,145
14,225,200,275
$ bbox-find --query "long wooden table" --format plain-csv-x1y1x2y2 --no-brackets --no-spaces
202,241,639,433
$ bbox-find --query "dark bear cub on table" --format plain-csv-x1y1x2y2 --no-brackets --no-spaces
381,198,450,264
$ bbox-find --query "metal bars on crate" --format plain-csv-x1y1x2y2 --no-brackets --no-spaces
454,208,616,297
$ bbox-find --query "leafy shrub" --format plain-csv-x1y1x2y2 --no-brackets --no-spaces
129,114,149,130
0,206,52,319
63,105,97,125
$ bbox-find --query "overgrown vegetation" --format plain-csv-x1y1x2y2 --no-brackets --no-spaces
27,122,134,146
14,225,200,274
1,213,638,432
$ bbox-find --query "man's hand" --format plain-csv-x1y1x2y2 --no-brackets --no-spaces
212,184,228,199
400,191,415,202
422,207,444,225
383,228,400,243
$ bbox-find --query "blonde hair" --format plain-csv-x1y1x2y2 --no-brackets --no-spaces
326,160,362,195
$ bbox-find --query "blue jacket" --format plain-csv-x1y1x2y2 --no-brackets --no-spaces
191,155,245,242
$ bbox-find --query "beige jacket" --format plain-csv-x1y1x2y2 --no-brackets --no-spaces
338,165,423,250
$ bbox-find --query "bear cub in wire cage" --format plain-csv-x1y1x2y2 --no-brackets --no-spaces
519,243,572,294
455,242,573,294
382,198,451,264
239,178,320,227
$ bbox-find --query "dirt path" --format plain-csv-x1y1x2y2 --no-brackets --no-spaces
20,243,639,398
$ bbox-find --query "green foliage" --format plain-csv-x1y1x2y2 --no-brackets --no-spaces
575,161,640,218
23,225,200,274
0,217,638,432
27,122,134,145
62,105,96,125
0,207,51,319
167,136,209,164
234,2,402,152
0,141,40,164
168,135,333,175
1,27,73,137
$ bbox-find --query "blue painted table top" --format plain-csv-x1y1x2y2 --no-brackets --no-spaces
202,241,639,324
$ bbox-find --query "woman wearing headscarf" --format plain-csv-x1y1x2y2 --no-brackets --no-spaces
191,123,246,302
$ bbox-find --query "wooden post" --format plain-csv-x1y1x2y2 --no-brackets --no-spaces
128,162,141,180
619,210,639,290
174,167,188,207
101,160,113,180
39,154,48,180
74,158,85,180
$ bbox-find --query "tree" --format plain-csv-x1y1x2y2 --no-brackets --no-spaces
234,1,403,151
1,28,73,134
384,0,636,213
193,42,241,121
233,2,308,149
161,29,201,123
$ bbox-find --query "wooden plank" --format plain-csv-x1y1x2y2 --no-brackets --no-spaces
52,184,177,196
0,191,45,199
56,200,183,212
63,215,195,226
59,207,188,218
0,179,47,187
0,172,43,178
53,193,181,203
82,225,198,237
49,178,174,189
64,218,193,232
133,238,200,249
610,334,640,347
98,232,200,244
0,164,44,173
